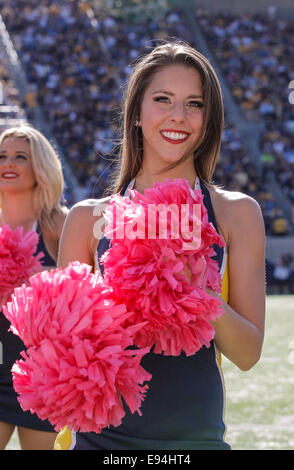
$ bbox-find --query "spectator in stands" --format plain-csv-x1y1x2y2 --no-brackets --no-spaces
272,254,293,294
1,2,292,234
271,213,289,236
260,149,275,181
196,11,294,215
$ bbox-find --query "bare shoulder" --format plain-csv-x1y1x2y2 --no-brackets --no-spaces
67,196,111,222
209,186,265,244
63,197,111,249
51,205,68,237
57,197,112,268
211,186,262,213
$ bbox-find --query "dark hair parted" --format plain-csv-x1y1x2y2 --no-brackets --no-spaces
112,40,224,193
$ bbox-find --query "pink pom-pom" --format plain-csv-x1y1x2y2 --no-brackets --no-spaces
101,178,225,356
0,224,43,309
3,262,151,432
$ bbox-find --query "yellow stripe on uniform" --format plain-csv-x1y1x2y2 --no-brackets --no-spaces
220,253,229,304
54,426,74,450
218,253,229,367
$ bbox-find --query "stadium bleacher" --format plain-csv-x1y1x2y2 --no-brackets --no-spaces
0,0,293,290
196,10,294,226
0,50,27,128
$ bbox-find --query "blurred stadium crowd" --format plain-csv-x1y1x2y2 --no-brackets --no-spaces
197,11,294,231
0,0,293,291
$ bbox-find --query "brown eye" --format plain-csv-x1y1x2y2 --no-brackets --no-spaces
154,96,169,103
188,101,204,108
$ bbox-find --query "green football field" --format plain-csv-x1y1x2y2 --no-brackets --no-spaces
222,295,294,450
6,295,294,450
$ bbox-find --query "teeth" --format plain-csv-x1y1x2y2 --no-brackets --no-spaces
161,131,188,140
2,173,17,178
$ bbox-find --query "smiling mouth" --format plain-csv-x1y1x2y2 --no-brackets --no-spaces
1,172,18,179
160,130,190,144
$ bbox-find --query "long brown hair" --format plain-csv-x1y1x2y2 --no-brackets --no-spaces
110,40,224,193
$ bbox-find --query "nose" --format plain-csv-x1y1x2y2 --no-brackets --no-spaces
0,156,15,168
168,102,186,124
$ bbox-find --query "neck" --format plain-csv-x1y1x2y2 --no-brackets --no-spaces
0,191,38,231
134,160,197,194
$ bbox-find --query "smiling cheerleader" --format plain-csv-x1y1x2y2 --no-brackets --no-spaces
54,40,265,450
0,124,67,449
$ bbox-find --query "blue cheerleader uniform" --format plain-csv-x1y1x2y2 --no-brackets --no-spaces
55,179,231,450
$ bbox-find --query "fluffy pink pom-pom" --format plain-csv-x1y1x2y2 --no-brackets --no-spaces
3,262,151,432
0,224,43,309
102,178,225,356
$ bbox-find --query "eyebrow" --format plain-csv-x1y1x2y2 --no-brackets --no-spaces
0,149,29,154
152,90,204,99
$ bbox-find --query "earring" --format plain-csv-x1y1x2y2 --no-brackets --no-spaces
134,119,139,127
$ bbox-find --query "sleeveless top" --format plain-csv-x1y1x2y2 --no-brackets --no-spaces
0,222,55,378
0,222,56,431
56,179,231,450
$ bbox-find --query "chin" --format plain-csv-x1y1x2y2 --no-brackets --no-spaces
161,154,193,169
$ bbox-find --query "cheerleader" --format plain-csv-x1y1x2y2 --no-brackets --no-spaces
55,41,266,450
0,124,67,449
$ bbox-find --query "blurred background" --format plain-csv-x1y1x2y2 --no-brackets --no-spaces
0,0,294,295
0,0,293,449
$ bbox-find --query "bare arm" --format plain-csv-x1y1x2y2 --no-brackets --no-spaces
212,196,266,371
57,200,106,269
